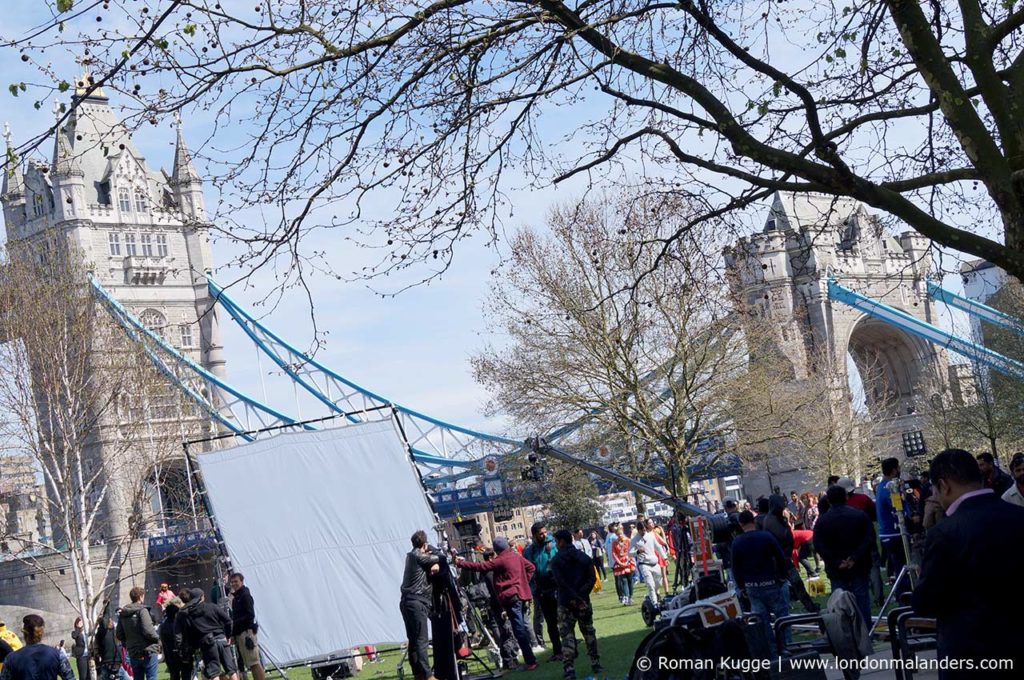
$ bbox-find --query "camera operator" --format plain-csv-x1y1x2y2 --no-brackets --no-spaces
460,547,518,670
400,530,442,680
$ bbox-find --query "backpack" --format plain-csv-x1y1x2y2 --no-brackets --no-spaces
0,626,23,671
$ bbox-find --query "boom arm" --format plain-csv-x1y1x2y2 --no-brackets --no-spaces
525,437,714,520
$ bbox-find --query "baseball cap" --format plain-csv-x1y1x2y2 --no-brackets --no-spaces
836,477,856,492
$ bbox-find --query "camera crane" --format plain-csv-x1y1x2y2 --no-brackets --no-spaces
524,436,729,536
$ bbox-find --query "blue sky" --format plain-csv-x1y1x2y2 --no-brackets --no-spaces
0,1,994,440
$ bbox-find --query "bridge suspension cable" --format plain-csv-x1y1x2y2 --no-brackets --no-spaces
926,281,1024,337
827,277,1024,381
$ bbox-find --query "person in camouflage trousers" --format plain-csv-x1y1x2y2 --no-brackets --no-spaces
550,530,602,680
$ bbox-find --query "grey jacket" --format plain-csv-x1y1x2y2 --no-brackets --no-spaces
116,603,160,657
822,589,873,661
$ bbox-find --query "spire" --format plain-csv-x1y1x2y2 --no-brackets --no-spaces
2,122,25,199
171,114,201,186
74,70,107,100
52,104,83,178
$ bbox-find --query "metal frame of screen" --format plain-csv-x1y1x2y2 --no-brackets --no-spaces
182,407,441,670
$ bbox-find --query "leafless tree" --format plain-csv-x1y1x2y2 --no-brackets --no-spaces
6,0,1024,288
473,194,750,506
0,239,201,652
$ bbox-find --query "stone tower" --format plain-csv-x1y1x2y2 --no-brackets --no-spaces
1,78,226,540
724,192,948,494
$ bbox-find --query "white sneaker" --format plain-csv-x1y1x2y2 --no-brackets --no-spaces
531,645,545,654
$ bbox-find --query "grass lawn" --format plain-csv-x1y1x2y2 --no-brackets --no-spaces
141,563,874,680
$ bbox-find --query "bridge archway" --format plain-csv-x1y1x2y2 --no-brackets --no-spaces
844,316,936,420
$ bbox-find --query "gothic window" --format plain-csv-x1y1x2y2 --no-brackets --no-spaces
139,309,166,336
134,187,148,212
124,232,138,256
32,194,44,217
108,232,121,256
118,187,132,212
179,324,194,348
156,233,168,258
141,233,153,257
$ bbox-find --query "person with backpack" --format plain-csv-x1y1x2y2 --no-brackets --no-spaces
180,589,236,680
116,587,160,680
0,615,74,680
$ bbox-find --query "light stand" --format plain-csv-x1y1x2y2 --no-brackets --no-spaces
868,480,917,637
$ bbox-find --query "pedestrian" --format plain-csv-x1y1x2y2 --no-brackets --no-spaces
456,536,539,670
0,616,74,680
838,476,883,604
912,448,1024,679
156,585,176,611
228,574,265,680
787,492,804,528
1000,452,1024,507
602,523,617,574
628,520,666,604
876,458,911,595
587,531,606,580
649,520,671,594
754,497,770,529
610,525,634,605
571,529,588,555
172,591,195,680
91,617,120,680
800,493,818,530
976,451,1013,496
180,588,237,680
549,530,602,680
116,587,160,680
730,511,790,655
522,522,562,661
399,530,441,680
158,598,186,680
812,485,874,626
838,478,876,518
70,619,87,680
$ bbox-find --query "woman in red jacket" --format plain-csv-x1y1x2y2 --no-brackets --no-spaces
610,526,635,605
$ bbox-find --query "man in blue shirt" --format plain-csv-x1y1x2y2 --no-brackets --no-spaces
523,522,562,660
731,510,790,654
876,457,911,594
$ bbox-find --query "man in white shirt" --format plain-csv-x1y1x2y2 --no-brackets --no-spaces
572,529,590,555
1001,453,1024,507
629,522,667,603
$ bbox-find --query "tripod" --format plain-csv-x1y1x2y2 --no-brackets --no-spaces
869,481,918,637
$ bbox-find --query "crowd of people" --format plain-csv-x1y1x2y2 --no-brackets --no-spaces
0,574,266,680
401,447,1024,679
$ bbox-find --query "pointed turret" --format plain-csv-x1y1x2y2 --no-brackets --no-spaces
52,125,83,178
171,116,202,186
171,116,206,220
2,123,25,199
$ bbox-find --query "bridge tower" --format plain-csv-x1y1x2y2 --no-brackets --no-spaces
1,78,226,540
724,192,949,495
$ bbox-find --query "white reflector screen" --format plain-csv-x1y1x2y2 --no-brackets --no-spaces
196,420,435,665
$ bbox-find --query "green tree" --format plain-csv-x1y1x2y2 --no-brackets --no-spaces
542,462,604,533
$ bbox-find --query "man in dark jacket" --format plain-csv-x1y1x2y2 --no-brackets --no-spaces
976,451,1013,496
400,530,441,680
116,586,160,680
813,486,874,625
173,591,195,680
912,449,1024,679
549,530,602,680
181,588,236,680
228,573,265,680
91,616,120,680
763,495,818,613
159,598,185,680
457,536,538,669
731,511,790,655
